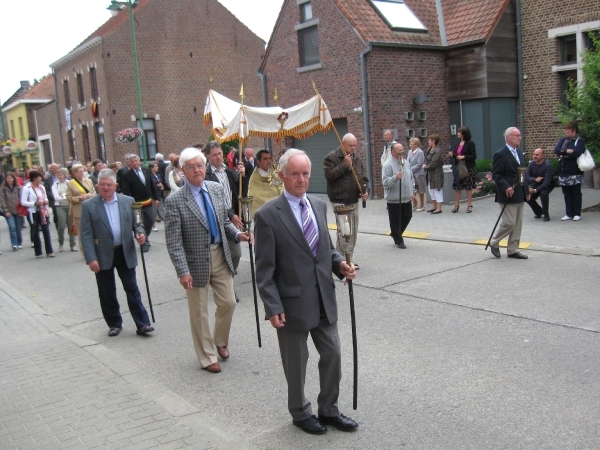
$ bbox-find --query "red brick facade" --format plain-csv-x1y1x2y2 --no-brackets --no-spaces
46,0,265,166
520,1,600,157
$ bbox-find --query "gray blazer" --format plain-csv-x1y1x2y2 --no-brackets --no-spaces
80,194,144,270
254,194,345,332
164,182,238,287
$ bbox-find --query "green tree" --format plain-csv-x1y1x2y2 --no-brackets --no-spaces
558,34,600,166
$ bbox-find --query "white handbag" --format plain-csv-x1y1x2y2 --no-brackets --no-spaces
576,139,595,171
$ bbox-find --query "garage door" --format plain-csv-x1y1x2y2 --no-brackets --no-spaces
294,118,348,194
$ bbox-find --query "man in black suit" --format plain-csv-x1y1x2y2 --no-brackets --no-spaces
203,141,248,302
120,155,160,252
255,149,358,435
489,127,529,259
116,154,132,193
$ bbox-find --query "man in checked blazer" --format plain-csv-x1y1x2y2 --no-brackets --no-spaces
80,169,154,337
489,127,529,259
165,147,251,374
120,154,160,252
254,149,358,435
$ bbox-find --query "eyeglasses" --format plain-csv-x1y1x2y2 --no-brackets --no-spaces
184,163,206,171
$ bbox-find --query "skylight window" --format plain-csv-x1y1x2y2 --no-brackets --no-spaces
370,0,427,32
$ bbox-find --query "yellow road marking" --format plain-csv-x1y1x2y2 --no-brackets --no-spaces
473,239,532,249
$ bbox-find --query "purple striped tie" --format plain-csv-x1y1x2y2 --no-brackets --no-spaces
299,198,318,257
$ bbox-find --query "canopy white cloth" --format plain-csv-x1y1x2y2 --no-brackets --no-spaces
203,90,333,143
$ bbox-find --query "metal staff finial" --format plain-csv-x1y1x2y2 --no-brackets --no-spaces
310,77,319,95
239,84,245,105
274,87,279,106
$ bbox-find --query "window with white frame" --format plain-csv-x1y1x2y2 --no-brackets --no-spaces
549,21,600,106
296,0,321,71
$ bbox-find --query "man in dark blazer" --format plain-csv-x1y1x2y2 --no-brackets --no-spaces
120,155,160,252
255,149,358,435
165,148,251,374
80,169,154,337
489,127,529,259
203,141,248,302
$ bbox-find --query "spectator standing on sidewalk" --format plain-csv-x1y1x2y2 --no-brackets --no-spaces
0,172,23,251
51,168,77,251
554,121,585,221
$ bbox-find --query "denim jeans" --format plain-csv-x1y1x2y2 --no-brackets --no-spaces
4,214,24,247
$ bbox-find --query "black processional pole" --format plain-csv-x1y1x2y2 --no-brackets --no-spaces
132,204,155,322
333,204,358,410
240,196,261,348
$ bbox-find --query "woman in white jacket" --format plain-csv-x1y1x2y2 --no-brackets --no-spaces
21,170,54,258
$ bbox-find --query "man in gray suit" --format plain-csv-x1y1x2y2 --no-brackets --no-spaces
254,149,358,435
80,169,154,337
165,148,251,374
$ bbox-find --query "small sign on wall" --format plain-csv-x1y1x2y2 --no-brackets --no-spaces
450,125,457,135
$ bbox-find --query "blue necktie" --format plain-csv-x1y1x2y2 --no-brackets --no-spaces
200,189,219,244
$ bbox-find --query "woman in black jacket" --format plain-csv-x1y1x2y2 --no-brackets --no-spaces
554,121,585,221
449,126,477,213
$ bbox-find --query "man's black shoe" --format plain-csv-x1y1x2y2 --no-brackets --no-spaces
397,242,406,249
543,216,550,222
533,215,542,219
507,252,528,259
490,246,501,258
293,416,327,435
318,414,358,432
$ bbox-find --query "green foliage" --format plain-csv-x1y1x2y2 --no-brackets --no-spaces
548,158,559,176
558,33,600,166
473,172,496,198
474,158,493,173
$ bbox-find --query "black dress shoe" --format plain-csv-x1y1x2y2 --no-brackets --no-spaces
543,216,550,222
507,252,528,259
136,325,154,335
108,327,122,337
490,246,501,258
293,416,327,435
533,215,542,219
396,242,406,249
318,414,358,432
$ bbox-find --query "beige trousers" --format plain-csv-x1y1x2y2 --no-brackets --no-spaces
490,202,524,255
185,245,236,368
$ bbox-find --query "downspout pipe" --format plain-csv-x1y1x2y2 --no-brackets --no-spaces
360,44,373,198
257,69,271,151
515,0,526,152
52,69,66,166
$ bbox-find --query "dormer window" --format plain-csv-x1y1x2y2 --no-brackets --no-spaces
369,0,427,33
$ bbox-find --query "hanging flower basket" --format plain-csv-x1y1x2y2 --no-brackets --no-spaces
116,127,143,143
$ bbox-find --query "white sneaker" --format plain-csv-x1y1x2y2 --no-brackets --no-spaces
17,245,23,249
573,215,581,221
561,216,572,221
152,227,159,231
59,245,64,252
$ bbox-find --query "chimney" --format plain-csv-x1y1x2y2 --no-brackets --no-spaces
20,80,31,90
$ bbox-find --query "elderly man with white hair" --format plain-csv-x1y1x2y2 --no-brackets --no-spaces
165,148,252,374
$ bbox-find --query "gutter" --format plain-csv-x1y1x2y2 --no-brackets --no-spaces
360,44,373,198
368,39,486,51
52,69,66,166
515,0,526,151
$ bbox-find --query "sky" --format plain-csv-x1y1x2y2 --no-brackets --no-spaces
0,0,283,104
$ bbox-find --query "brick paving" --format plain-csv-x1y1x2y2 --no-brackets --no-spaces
0,279,252,450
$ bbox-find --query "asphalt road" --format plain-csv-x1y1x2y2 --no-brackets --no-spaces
1,212,598,449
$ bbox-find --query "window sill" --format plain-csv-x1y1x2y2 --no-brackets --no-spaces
552,64,578,72
297,63,322,73
295,18,319,31
77,103,87,111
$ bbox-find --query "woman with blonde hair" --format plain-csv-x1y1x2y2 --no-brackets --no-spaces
52,168,77,251
423,134,444,214
67,163,96,254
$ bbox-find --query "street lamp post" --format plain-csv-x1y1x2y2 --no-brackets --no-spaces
107,0,148,167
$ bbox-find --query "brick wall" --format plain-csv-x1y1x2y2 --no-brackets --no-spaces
48,0,265,166
520,1,600,158
35,100,63,166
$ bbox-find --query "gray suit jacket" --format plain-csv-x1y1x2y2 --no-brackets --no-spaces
164,181,238,287
80,194,144,270
254,193,345,332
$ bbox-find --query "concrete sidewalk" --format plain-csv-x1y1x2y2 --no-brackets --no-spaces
320,186,600,257
0,276,256,450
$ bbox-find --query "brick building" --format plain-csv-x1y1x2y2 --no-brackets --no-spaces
1,77,55,169
520,1,600,156
260,0,519,197
44,0,265,166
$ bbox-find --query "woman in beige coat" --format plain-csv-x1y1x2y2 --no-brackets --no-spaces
423,134,444,214
67,163,96,253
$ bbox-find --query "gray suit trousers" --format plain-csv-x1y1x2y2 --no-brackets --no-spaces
276,313,341,421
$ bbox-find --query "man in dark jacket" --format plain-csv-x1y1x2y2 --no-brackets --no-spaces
489,127,529,259
203,141,248,301
526,148,554,221
43,163,59,230
323,133,369,267
120,155,161,252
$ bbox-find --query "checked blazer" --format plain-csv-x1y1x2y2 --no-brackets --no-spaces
164,181,239,288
